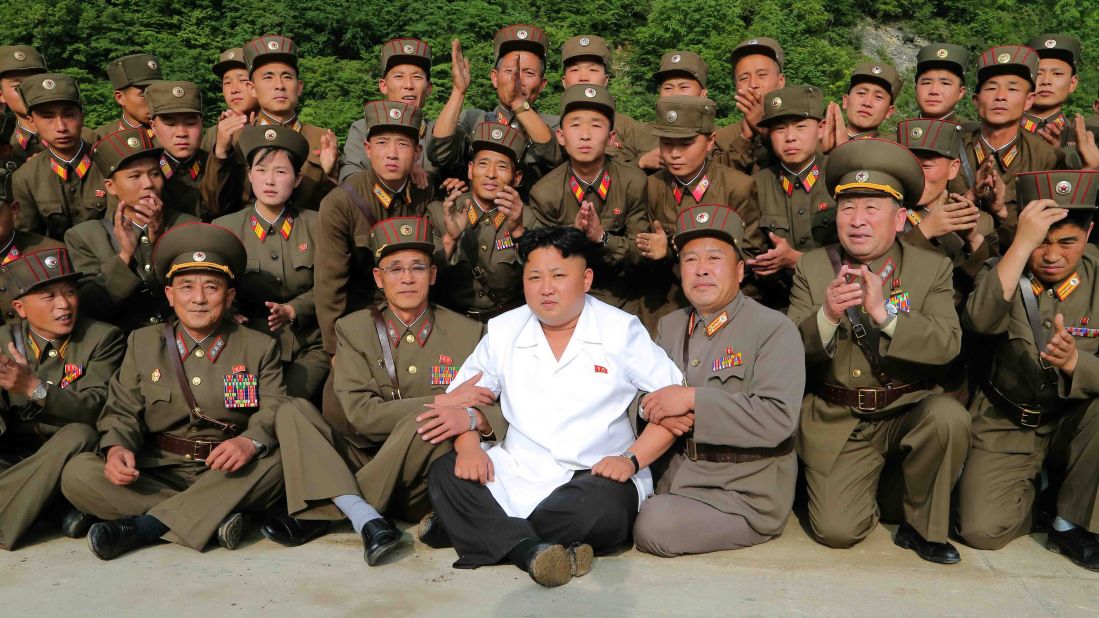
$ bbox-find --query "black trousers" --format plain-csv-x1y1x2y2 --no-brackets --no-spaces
427,451,639,568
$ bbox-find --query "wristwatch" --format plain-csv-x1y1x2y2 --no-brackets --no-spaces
621,451,640,473
598,231,609,247
30,382,48,403
251,439,268,458
877,301,899,329
512,101,531,114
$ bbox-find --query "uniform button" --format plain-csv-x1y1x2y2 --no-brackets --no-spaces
408,365,418,374
192,377,202,385
478,291,485,297
68,186,76,194
405,334,415,343
271,253,279,261
149,316,158,323
510,122,519,129
46,380,54,385
690,359,699,367
480,245,488,252
275,277,281,284
48,349,57,358
0,286,5,291
1043,320,1052,329
189,426,199,433
1046,289,1054,297
5,312,12,319
140,236,150,244
852,368,862,378
144,264,151,272
1040,384,1047,391
799,237,809,246
798,209,805,215
195,349,205,358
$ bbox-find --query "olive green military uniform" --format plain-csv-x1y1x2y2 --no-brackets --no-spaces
0,248,124,549
202,36,337,215
12,74,107,241
200,49,247,155
0,167,63,323
713,37,787,175
65,128,199,331
957,171,1099,549
528,85,650,313
1020,36,1085,170
787,139,970,548
91,54,162,143
633,205,804,557
426,122,526,319
914,44,970,124
146,81,211,219
61,223,288,551
0,46,48,170
845,62,902,141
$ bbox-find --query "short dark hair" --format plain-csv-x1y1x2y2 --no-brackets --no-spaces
248,146,303,174
517,226,592,264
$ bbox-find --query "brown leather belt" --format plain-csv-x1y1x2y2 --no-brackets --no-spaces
817,381,927,416
153,433,222,462
684,436,794,463
981,381,1061,429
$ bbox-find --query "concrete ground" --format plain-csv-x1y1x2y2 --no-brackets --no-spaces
1,515,1096,617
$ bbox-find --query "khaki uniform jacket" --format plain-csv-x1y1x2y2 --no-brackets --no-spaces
0,231,64,324
6,124,44,169
528,158,650,309
12,142,108,241
963,247,1099,453
160,151,210,219
653,294,804,536
213,206,321,364
65,209,200,332
608,113,658,169
340,117,439,183
98,321,287,466
901,208,999,306
713,119,773,175
331,304,505,445
0,318,124,439
315,167,434,354
788,241,961,474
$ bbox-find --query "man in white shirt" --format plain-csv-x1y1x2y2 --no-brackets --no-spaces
423,226,683,587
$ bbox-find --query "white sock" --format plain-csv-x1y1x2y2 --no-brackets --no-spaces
1052,516,1077,532
333,494,381,534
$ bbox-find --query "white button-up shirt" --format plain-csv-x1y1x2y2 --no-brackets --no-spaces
448,295,683,518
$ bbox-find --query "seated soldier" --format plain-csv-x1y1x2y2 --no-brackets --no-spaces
841,63,901,140
424,226,683,587
0,248,124,549
61,222,287,560
65,129,198,332
430,122,526,320
91,54,161,142
528,84,650,315
262,216,497,565
787,138,970,564
958,171,1099,571
146,81,210,219
0,165,62,324
633,205,804,556
201,48,259,153
0,45,49,169
913,44,969,122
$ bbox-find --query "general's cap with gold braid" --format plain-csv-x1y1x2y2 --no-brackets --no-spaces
381,38,432,76
92,128,161,176
245,35,299,74
1027,34,1081,73
471,122,525,164
238,124,310,169
494,25,548,61
106,54,163,90
560,84,615,125
673,205,746,254
212,48,246,78
652,96,716,139
1,248,81,299
0,45,47,77
562,35,612,69
916,43,968,79
363,100,422,141
370,217,434,260
825,138,925,209
18,73,80,111
895,118,964,159
153,222,247,283
653,51,708,87
1016,170,1099,216
759,85,824,128
145,80,203,116
977,45,1039,89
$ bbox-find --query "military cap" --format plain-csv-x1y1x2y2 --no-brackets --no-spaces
494,25,548,61
0,45,47,77
895,118,964,159
238,124,310,169
145,80,202,117
849,62,902,101
18,73,80,112
91,128,161,176
915,43,969,79
2,248,81,299
730,37,785,72
244,35,298,74
1027,34,1082,73
825,138,925,209
0,164,14,204
381,38,432,76
153,222,247,282
759,85,824,128
976,45,1039,88
212,48,246,78
1017,170,1099,210
652,96,716,139
560,84,615,125
363,100,422,141
470,122,525,164
562,35,612,69
106,54,162,90
673,205,746,253
371,216,434,260
653,51,708,87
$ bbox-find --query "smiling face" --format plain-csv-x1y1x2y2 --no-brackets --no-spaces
768,117,821,168
975,74,1035,128
248,148,301,208
523,246,592,328
556,109,613,165
12,280,79,340
249,62,303,116
734,55,784,99
221,67,258,114
372,248,435,315
836,195,906,262
468,149,518,203
915,69,966,118
843,81,895,132
379,63,431,110
1028,221,1093,284
679,235,743,315
365,129,420,184
152,112,202,160
1032,58,1078,113
165,272,235,335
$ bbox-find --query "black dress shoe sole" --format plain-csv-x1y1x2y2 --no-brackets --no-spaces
1047,538,1099,572
365,534,401,567
415,512,451,549
528,545,572,587
61,511,97,539
217,513,246,550
568,544,593,577
894,530,960,564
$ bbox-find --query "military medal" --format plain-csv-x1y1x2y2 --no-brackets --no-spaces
495,233,514,251
888,291,910,313
1066,327,1099,338
224,368,259,408
430,364,459,386
712,348,742,371
151,368,161,382
60,363,84,389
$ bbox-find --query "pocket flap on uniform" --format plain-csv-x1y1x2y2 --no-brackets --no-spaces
354,233,372,248
140,382,172,403
708,352,746,383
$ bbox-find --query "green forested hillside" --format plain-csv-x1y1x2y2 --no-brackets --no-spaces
2,0,1096,141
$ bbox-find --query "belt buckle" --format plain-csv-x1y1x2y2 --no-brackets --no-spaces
1018,408,1042,429
189,440,213,463
685,439,699,461
856,388,880,412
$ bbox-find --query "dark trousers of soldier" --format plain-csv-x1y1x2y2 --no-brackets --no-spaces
0,424,99,549
633,493,772,557
427,451,638,568
957,397,1099,549
804,395,970,546
276,398,447,522
60,451,284,550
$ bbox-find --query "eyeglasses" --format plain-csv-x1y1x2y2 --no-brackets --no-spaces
380,264,430,277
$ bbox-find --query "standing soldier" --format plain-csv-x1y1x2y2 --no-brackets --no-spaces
91,54,162,142
147,81,209,219
913,44,969,122
957,171,1099,571
713,37,787,175
841,62,901,140
0,45,48,169
1022,35,1088,170
429,26,561,198
429,122,526,320
528,84,650,314
787,138,970,564
0,165,63,325
61,222,288,560
12,73,108,240
202,48,258,153
0,248,125,550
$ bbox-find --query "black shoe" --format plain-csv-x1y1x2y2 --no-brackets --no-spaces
1048,527,1099,571
894,522,960,564
525,543,572,587
567,543,593,577
415,512,451,549
217,513,247,550
361,518,401,566
60,509,98,539
87,518,148,561
260,515,331,548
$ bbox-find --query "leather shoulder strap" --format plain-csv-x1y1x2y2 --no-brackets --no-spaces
1019,275,1059,378
161,324,241,435
369,307,401,399
340,182,377,229
825,246,889,384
